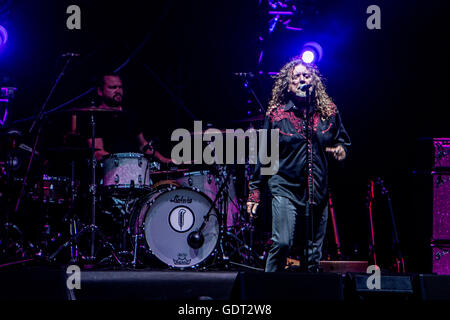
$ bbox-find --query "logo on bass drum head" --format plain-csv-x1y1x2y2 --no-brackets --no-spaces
169,206,195,232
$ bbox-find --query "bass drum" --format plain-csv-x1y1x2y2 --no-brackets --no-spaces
129,187,220,268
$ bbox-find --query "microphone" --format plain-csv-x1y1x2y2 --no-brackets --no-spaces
187,215,209,249
61,52,80,57
299,84,312,92
187,230,205,249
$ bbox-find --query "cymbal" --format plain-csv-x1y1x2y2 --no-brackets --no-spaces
45,147,100,158
46,147,100,152
0,128,23,137
232,114,265,123
65,106,123,113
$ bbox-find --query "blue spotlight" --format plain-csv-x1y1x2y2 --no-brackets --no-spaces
300,42,323,64
0,25,8,49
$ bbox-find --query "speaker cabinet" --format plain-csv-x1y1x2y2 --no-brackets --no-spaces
232,272,344,301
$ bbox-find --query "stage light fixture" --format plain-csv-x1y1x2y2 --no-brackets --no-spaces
300,42,323,64
301,50,315,64
0,25,8,49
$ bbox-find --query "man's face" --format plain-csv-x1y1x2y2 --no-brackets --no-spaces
288,64,313,99
98,75,123,107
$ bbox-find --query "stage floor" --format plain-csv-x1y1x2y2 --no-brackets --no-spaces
0,262,449,301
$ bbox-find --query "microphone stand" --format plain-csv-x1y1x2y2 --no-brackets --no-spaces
187,165,232,263
303,88,314,272
15,57,73,215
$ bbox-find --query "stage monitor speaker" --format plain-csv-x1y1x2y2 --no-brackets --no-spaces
346,273,414,301
232,272,344,301
417,274,450,301
73,270,237,300
0,266,72,300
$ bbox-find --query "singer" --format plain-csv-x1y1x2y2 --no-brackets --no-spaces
246,57,351,272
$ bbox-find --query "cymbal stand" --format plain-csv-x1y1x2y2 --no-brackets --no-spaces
15,57,73,215
217,165,231,264
59,158,80,263
1,134,26,260
49,112,122,265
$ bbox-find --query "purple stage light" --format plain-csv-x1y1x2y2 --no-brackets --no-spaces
0,108,7,126
286,26,303,31
268,11,293,15
268,15,279,34
0,25,8,49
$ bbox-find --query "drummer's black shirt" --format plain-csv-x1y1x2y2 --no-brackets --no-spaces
79,109,141,154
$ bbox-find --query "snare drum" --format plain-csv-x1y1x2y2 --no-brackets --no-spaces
102,153,157,195
129,187,220,268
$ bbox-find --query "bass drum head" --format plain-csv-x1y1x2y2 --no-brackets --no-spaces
134,187,220,268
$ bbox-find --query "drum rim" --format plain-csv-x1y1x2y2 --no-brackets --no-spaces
129,185,221,269
102,152,146,159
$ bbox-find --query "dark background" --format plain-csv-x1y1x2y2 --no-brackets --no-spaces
1,0,449,273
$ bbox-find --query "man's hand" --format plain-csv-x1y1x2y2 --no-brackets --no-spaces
325,145,346,161
246,201,259,219
94,149,109,161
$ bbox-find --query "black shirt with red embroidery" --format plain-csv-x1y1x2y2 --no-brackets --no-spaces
248,100,351,207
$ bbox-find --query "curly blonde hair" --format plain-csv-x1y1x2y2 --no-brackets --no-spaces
267,57,336,118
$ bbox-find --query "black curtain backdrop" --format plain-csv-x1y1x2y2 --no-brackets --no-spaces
1,0,449,273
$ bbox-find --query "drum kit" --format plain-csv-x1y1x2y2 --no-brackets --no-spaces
0,106,267,270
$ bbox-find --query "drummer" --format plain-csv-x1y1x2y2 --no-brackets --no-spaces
84,72,173,164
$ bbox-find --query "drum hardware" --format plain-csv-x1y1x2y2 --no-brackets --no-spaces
149,168,188,175
60,157,81,263
49,111,122,265
176,169,240,229
0,128,30,261
9,57,75,260
64,106,123,113
31,175,70,204
184,165,237,269
15,55,75,215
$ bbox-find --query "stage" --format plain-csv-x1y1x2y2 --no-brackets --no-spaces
1,263,449,302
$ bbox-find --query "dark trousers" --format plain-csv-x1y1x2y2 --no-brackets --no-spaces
265,195,328,272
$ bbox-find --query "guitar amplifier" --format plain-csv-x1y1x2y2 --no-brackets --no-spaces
434,138,450,168
432,174,450,240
